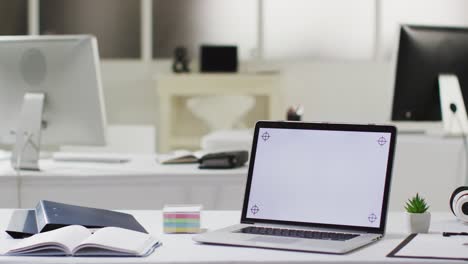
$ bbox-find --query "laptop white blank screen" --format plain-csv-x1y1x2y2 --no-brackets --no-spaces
246,128,392,228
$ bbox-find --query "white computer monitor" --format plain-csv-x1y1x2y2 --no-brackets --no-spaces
0,35,107,170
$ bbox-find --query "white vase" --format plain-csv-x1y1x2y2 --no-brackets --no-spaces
406,212,431,233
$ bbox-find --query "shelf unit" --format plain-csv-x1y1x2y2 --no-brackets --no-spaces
155,73,281,152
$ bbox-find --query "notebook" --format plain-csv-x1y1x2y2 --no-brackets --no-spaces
4,225,160,257
194,121,397,254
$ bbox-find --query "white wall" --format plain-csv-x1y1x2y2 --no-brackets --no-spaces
100,61,157,125
276,61,393,123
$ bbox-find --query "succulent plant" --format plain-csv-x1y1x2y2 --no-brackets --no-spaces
405,193,429,213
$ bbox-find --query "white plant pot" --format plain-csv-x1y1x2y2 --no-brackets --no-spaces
407,212,431,233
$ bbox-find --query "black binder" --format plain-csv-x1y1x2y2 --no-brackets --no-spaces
198,151,248,169
6,200,147,238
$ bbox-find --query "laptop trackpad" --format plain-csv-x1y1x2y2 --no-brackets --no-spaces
249,236,299,244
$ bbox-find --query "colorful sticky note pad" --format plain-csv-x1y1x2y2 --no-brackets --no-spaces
163,205,202,233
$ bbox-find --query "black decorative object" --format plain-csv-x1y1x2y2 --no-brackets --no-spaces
286,105,304,121
200,45,238,72
172,46,190,73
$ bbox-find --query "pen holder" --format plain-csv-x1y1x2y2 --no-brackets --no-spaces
163,205,202,233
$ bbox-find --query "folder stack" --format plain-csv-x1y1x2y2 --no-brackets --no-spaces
163,205,202,233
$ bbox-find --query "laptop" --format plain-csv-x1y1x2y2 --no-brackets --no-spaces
193,121,397,254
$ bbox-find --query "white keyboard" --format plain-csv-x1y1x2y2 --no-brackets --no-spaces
52,152,131,163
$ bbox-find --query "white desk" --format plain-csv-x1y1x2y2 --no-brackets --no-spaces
0,134,467,211
0,155,248,210
0,210,464,263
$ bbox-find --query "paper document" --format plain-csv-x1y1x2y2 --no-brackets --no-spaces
388,233,468,261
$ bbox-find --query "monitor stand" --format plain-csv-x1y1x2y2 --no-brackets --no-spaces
11,93,45,171
438,74,468,136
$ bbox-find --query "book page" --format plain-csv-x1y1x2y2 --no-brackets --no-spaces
7,225,90,255
157,150,196,164
73,227,157,256
192,150,207,159
157,150,210,164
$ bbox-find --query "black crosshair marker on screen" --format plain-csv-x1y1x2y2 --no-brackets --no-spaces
261,132,270,141
368,213,378,223
250,205,260,215
377,137,387,146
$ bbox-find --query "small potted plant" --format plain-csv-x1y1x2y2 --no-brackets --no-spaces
405,193,430,233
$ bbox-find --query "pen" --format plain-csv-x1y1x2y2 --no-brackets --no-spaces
442,232,468,237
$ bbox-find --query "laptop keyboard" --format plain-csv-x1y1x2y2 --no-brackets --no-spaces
239,226,360,241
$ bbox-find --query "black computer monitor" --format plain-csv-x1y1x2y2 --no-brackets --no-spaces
391,25,468,121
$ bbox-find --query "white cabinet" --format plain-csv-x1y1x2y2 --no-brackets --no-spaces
155,73,281,152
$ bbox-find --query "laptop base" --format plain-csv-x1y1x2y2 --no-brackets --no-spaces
194,224,382,254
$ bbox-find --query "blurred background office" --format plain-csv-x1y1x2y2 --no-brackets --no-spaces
2,0,468,211
3,0,468,152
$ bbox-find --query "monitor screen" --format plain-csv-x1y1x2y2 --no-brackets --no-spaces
392,25,468,121
245,127,392,229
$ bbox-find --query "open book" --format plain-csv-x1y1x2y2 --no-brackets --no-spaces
5,225,160,257
157,150,249,169
157,150,207,164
